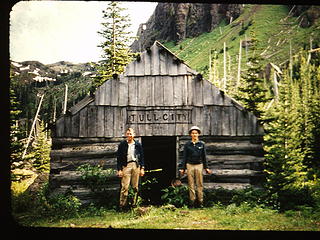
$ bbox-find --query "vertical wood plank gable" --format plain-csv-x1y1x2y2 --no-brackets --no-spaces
192,78,204,107
104,80,112,105
53,41,264,139
104,106,114,137
236,109,245,136
96,106,105,137
111,78,119,106
144,51,151,75
145,76,153,106
100,82,106,105
118,75,128,106
56,117,64,137
125,61,135,76
186,75,193,105
177,61,188,75
230,106,237,136
163,76,174,106
94,84,101,105
221,106,231,136
202,106,211,135
128,77,138,106
137,77,148,106
159,50,168,75
173,76,184,106
134,56,145,76
203,80,215,105
211,106,222,136
151,44,160,75
87,106,97,137
154,76,164,106
168,57,178,75
64,115,72,137
71,113,80,137
79,107,88,137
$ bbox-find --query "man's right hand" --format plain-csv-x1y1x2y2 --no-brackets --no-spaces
117,170,123,178
179,169,185,176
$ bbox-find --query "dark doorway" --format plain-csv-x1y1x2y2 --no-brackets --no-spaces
141,136,176,204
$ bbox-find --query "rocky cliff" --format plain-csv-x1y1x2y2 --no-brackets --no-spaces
131,3,244,52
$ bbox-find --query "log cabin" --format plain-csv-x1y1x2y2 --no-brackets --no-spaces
49,41,265,204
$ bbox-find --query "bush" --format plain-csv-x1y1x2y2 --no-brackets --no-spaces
277,186,317,211
161,185,189,207
12,182,82,222
139,177,158,205
45,193,81,219
204,188,235,206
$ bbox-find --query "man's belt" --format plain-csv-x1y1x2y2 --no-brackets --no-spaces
127,160,137,163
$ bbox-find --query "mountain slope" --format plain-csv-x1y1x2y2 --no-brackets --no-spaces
10,60,96,131
162,4,320,85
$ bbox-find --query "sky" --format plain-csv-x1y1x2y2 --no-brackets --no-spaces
9,1,158,64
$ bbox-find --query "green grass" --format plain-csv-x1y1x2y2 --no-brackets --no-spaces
15,204,320,231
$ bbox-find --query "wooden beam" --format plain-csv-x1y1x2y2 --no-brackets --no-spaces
22,94,44,159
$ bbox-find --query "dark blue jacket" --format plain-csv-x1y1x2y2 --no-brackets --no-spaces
180,140,208,170
116,140,144,171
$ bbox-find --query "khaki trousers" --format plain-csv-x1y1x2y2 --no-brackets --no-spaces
119,162,140,207
186,163,204,204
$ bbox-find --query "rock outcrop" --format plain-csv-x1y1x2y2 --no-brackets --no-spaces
131,3,244,52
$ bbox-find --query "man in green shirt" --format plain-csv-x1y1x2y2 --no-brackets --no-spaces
179,126,212,208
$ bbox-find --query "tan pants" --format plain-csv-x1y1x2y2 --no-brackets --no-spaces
119,162,140,207
186,163,204,204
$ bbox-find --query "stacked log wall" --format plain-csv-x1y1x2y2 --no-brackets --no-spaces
49,137,123,204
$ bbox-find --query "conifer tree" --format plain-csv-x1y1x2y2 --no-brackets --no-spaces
32,121,51,173
263,50,320,207
296,53,320,179
235,33,268,119
93,1,135,89
10,75,24,170
263,68,292,194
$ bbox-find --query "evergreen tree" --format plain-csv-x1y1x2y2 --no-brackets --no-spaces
296,53,320,179
93,1,135,89
263,50,320,208
235,33,269,119
32,121,51,173
263,68,292,194
10,74,24,170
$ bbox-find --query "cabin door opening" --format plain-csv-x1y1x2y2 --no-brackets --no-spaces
141,136,176,204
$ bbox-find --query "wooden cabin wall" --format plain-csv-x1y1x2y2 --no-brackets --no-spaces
50,137,123,203
50,134,265,202
55,104,263,138
178,135,265,189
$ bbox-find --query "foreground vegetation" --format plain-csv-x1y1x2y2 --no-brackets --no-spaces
11,176,320,231
13,202,320,231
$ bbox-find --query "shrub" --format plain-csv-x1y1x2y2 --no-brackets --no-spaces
12,182,82,222
49,194,81,218
161,185,189,207
204,188,235,206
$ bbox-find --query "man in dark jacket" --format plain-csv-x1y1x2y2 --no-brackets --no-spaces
116,128,144,209
179,126,211,207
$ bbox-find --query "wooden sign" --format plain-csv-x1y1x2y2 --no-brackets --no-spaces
127,109,192,124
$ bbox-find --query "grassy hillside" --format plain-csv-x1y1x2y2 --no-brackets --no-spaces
164,5,320,90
